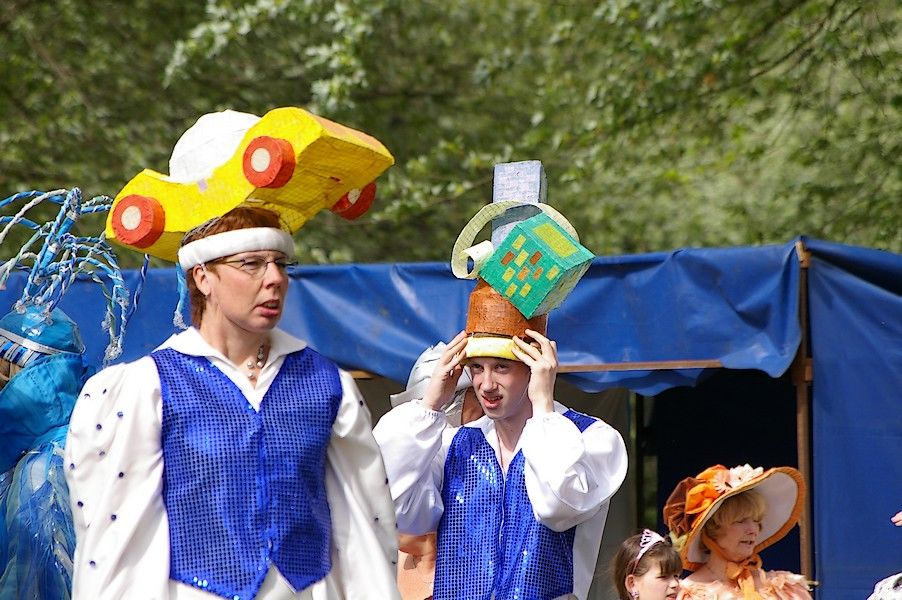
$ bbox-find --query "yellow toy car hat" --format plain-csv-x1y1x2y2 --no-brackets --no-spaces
107,107,394,261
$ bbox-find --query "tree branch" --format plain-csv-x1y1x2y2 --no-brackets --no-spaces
737,0,813,52
746,0,845,80
592,0,852,138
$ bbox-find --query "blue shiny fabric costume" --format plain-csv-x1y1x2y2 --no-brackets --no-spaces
0,188,137,599
0,309,89,600
153,347,341,600
434,410,597,600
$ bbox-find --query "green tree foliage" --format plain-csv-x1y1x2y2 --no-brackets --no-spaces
0,0,211,257
2,0,898,266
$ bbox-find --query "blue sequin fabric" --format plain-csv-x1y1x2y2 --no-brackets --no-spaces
153,348,341,600
434,409,597,600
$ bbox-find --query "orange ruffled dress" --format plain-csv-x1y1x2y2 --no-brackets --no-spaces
678,569,812,600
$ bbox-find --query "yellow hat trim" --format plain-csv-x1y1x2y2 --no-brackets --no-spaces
465,336,518,361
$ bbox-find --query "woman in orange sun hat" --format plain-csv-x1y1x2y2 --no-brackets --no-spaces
663,464,813,599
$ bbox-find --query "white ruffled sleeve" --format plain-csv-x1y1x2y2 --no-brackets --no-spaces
316,370,402,600
64,357,171,600
519,408,627,532
372,401,452,536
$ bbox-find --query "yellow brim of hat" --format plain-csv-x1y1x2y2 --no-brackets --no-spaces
465,336,518,361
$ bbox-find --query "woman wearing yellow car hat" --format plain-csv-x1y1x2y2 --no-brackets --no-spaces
65,110,401,600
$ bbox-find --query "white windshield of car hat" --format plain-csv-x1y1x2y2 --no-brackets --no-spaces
168,110,261,183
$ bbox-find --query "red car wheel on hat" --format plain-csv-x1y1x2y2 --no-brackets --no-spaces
111,194,165,248
330,181,377,220
242,136,296,188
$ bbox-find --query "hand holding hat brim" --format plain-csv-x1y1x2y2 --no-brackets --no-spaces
511,329,557,415
420,331,469,412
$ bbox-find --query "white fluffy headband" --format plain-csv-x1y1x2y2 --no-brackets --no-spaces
177,227,295,269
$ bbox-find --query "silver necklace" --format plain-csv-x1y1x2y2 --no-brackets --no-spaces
245,344,266,379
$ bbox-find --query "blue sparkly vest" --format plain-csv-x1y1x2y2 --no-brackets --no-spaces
153,348,341,600
434,410,597,600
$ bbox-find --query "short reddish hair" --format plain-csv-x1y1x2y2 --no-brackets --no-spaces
182,206,285,326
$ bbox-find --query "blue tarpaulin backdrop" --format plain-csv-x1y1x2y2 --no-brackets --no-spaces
805,239,902,598
1,237,899,598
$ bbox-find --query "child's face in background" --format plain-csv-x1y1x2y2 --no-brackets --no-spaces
628,561,680,600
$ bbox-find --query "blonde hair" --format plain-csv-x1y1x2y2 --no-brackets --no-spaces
703,490,767,542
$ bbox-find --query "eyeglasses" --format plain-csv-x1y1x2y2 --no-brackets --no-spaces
211,256,297,279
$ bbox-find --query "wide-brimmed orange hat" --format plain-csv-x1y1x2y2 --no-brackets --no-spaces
663,464,805,571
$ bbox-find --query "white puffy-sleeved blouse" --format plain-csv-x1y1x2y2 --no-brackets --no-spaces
65,327,401,600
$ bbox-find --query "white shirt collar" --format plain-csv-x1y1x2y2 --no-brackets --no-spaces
157,327,310,411
159,326,307,363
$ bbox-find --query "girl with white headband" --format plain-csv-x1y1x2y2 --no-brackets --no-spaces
612,529,682,600
65,206,401,600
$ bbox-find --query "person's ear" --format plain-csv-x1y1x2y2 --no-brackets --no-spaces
625,573,637,594
193,264,212,297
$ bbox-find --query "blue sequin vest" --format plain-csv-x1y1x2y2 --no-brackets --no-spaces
434,409,597,600
152,348,341,600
